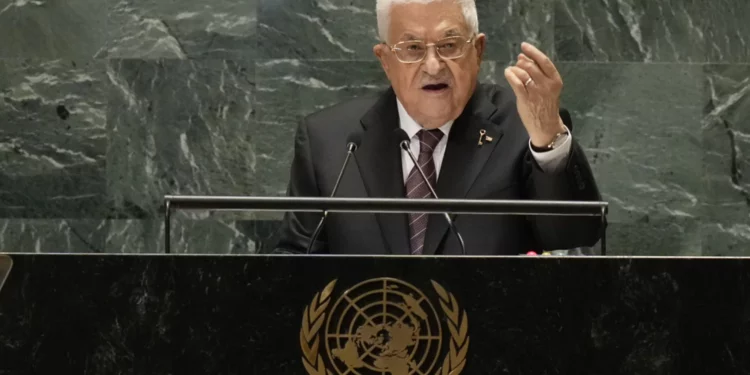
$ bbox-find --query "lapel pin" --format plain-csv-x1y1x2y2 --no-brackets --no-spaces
478,129,493,146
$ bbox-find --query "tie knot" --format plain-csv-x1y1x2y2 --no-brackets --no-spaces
417,129,444,152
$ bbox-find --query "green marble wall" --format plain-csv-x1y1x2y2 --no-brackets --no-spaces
0,0,748,255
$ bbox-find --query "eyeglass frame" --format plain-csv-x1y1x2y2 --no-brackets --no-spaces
384,35,477,64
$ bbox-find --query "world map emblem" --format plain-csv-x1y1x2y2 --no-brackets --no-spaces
300,277,469,375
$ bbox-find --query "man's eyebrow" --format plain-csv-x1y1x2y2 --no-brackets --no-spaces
443,29,463,37
400,33,421,40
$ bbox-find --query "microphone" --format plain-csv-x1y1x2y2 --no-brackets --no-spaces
306,131,363,254
394,129,467,255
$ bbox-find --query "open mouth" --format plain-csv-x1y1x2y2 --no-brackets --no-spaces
422,83,449,92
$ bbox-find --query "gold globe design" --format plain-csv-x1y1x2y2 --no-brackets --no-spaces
324,278,443,375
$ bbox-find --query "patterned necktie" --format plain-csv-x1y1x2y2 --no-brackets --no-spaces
405,129,444,255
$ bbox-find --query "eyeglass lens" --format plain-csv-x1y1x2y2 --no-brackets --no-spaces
395,37,468,62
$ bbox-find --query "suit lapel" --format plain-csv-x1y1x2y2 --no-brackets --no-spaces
423,87,504,255
358,88,411,254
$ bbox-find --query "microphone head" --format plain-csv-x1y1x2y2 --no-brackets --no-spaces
393,128,410,149
346,131,363,151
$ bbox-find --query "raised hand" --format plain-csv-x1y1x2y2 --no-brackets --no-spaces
504,42,567,148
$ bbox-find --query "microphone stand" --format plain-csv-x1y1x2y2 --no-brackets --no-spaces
306,143,357,254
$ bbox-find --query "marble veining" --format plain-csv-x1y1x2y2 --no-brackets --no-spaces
556,63,704,255
0,0,749,255
258,0,556,61
106,59,256,218
102,0,257,60
105,59,261,254
0,0,107,59
0,219,108,253
254,59,388,195
702,65,750,255
0,60,107,219
556,0,702,62
106,216,258,254
555,0,750,63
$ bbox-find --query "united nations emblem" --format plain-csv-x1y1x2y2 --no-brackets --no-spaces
300,278,469,375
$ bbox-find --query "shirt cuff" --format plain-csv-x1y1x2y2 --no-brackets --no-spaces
528,126,573,173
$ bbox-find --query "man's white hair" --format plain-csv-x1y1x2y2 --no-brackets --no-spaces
376,0,479,42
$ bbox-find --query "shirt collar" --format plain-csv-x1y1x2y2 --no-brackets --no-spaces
397,99,454,139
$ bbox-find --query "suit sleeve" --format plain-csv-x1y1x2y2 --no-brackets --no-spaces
522,139,605,251
273,119,328,254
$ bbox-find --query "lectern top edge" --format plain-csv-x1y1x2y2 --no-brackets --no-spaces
0,253,747,261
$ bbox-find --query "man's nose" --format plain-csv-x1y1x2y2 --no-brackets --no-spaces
422,47,443,76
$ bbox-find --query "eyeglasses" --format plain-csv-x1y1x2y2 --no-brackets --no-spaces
387,35,475,63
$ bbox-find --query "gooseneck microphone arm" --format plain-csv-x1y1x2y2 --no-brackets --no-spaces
306,134,361,254
398,137,467,255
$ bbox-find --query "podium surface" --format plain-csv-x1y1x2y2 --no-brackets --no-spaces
0,254,747,374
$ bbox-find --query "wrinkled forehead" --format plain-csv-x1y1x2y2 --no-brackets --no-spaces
388,1,470,41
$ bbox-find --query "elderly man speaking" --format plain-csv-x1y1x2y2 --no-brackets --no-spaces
275,0,603,255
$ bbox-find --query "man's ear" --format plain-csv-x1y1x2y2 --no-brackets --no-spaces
474,33,487,65
374,43,391,75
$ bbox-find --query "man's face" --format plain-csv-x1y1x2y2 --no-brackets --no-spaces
374,0,486,129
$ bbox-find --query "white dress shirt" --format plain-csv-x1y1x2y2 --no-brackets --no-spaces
397,99,573,182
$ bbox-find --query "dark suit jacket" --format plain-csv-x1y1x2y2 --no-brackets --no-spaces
275,83,603,255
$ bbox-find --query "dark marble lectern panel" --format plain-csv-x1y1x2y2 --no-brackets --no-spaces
2,255,750,373
0,60,108,219
0,0,107,59
102,0,257,60
703,65,750,256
